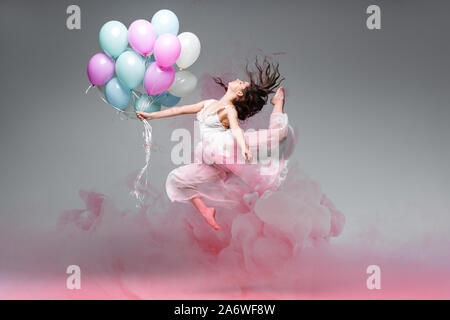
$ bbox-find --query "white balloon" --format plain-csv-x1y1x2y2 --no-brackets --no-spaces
169,70,198,97
176,32,201,69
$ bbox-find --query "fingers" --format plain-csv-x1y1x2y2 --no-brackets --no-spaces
243,151,253,162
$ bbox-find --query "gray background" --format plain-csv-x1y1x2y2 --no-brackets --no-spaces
0,0,449,246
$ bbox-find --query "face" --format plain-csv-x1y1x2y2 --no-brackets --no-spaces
228,78,250,98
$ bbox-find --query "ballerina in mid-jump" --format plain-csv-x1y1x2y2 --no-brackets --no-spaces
137,56,289,230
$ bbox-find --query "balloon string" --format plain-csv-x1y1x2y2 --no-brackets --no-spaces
87,86,154,204
150,94,162,105
119,109,138,116
132,90,140,99
97,90,109,105
130,119,153,205
85,84,93,95
95,89,137,116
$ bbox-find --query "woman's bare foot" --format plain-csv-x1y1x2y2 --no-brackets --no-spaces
200,207,221,230
270,86,285,105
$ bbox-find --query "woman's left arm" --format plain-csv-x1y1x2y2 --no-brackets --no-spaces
228,108,253,162
136,100,208,120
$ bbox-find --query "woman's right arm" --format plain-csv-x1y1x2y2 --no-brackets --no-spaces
227,107,253,162
136,100,209,120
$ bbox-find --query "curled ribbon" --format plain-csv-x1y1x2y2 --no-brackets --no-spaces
130,119,152,204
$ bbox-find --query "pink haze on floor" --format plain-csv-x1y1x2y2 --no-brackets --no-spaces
1,159,449,299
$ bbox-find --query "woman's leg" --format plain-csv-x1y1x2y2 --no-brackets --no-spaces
244,86,288,151
270,86,285,114
166,163,222,230
189,197,220,230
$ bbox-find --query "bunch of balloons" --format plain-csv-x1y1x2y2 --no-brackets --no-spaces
86,9,201,119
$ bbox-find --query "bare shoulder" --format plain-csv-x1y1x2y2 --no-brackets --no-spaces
225,105,239,125
226,104,238,116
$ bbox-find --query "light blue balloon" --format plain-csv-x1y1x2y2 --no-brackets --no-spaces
105,77,131,110
115,50,145,89
99,21,128,59
158,91,181,107
151,9,179,36
134,95,162,113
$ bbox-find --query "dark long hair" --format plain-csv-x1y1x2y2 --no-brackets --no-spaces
212,55,285,121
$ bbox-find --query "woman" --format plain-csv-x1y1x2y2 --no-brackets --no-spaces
136,56,290,230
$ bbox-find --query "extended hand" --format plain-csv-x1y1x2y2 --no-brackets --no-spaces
136,111,151,121
242,148,253,162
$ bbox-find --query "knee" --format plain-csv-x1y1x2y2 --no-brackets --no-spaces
165,169,184,202
166,169,180,189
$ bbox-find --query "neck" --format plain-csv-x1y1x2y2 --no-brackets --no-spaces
218,91,236,105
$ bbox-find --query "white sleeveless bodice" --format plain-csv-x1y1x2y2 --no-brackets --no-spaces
196,99,232,137
195,99,235,161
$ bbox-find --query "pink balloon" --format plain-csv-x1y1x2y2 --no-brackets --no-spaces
87,53,115,86
128,19,156,56
153,34,181,68
144,63,175,95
